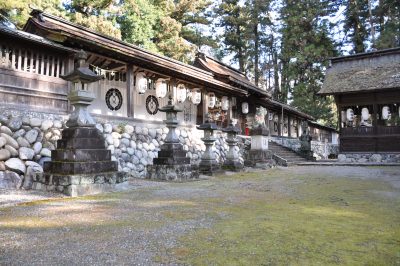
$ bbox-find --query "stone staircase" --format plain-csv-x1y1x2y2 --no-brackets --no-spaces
268,141,308,166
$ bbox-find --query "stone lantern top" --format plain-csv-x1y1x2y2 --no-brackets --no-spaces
61,50,102,85
197,113,219,131
222,121,241,134
159,96,183,113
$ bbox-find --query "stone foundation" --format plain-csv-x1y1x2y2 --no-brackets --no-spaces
338,153,400,163
33,172,127,196
147,164,199,181
244,150,274,167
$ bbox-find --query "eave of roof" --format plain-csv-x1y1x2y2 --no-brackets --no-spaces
265,98,315,120
308,121,338,132
23,12,249,96
331,47,400,63
195,53,270,97
319,51,400,95
0,25,77,53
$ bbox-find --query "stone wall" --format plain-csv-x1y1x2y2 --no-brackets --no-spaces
338,153,400,163
269,136,339,160
0,109,247,190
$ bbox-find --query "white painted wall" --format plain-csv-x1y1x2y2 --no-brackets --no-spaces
88,78,127,117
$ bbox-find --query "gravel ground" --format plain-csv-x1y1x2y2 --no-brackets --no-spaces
0,166,399,265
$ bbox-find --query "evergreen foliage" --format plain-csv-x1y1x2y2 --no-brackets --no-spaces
0,0,399,127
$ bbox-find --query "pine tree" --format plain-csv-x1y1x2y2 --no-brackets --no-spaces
214,0,251,73
374,0,400,49
0,0,65,28
65,0,121,39
343,0,369,53
280,0,339,126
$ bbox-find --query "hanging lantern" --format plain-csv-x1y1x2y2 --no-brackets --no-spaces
155,79,168,98
191,89,202,105
241,102,249,114
361,107,369,121
346,108,354,121
176,83,187,103
136,72,147,94
221,96,229,111
208,92,216,108
382,106,391,120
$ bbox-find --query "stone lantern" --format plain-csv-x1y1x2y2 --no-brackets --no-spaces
37,50,125,196
197,113,220,175
222,122,243,171
63,50,100,128
147,96,199,181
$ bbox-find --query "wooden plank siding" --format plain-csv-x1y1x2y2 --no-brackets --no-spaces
0,40,69,112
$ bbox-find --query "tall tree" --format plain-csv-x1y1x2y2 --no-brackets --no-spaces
374,0,400,49
246,0,272,86
280,0,339,126
343,0,369,53
214,0,251,73
65,0,121,38
0,0,65,28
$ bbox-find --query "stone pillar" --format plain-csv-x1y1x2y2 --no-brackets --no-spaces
147,96,199,181
299,121,314,160
245,107,272,166
222,122,243,171
197,114,220,175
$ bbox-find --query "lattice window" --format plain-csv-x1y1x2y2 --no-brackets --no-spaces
0,43,66,78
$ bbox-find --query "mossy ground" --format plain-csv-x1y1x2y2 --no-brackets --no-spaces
170,169,400,265
0,166,399,265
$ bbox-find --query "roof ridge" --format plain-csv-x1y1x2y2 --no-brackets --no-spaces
198,52,247,77
29,11,211,75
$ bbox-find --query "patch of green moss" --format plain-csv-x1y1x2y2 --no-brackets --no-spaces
173,170,400,265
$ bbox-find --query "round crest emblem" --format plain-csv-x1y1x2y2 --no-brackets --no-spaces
105,88,123,111
146,95,159,115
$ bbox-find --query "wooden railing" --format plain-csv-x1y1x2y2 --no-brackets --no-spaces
0,43,65,78
376,126,400,135
341,126,375,136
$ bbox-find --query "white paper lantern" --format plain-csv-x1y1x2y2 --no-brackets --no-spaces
155,79,168,98
208,92,216,108
346,108,354,121
176,83,187,103
241,102,249,114
136,72,147,94
221,96,229,111
361,107,369,121
382,106,391,120
191,89,202,105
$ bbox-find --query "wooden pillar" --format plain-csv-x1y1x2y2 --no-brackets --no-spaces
288,115,291,137
278,110,282,136
66,54,75,113
202,91,208,123
126,64,134,118
372,92,378,152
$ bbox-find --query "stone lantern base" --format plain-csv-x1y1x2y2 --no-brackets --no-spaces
33,172,126,197
199,159,221,176
147,164,199,182
36,127,126,196
147,142,199,181
223,159,243,171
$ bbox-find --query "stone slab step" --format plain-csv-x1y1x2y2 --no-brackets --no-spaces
51,149,111,162
44,161,118,175
57,138,106,149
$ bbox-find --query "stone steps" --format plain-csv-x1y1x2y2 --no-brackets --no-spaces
269,141,308,165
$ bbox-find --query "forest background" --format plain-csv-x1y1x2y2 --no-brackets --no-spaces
1,0,399,127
